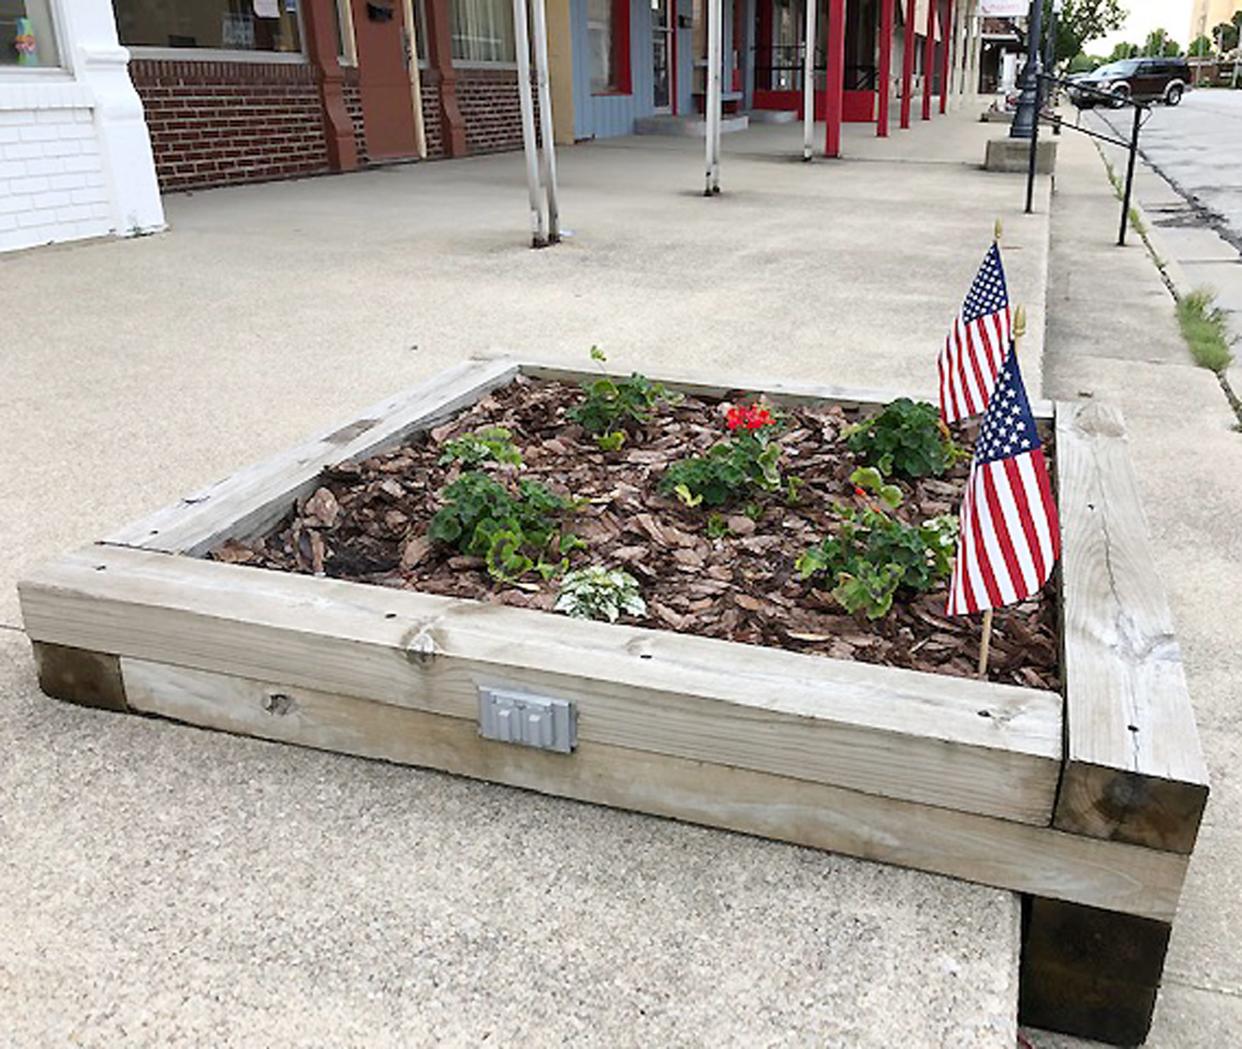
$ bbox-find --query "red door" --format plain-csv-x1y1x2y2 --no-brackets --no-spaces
352,0,418,159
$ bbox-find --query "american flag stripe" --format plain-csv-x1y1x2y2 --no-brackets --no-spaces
939,242,1012,424
947,351,1060,617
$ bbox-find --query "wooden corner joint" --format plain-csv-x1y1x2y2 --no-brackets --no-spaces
32,642,128,713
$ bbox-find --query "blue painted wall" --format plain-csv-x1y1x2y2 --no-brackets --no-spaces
676,0,694,116
572,0,656,139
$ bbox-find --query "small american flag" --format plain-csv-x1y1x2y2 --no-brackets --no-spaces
947,351,1059,616
939,242,1012,424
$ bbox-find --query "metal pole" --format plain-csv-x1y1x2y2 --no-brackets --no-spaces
1024,68,1040,213
900,0,915,127
531,0,560,242
1009,0,1043,139
921,0,934,119
512,0,547,246
803,0,819,157
1118,101,1141,247
938,0,951,113
705,0,722,193
1045,0,1061,135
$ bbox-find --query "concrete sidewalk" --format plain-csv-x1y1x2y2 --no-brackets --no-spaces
2,105,1045,1046
1021,115,1242,1049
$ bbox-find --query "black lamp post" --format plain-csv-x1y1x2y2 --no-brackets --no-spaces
1009,0,1044,139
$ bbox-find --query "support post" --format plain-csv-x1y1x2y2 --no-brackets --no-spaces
1010,0,1043,138
424,0,467,156
531,0,560,242
401,0,428,157
939,0,951,113
1118,102,1141,247
922,0,935,119
512,0,548,246
705,0,722,193
1024,67,1040,213
877,0,893,136
823,0,846,156
900,0,915,128
302,0,359,172
803,0,819,157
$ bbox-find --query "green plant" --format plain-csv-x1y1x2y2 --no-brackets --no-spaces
566,347,680,437
706,512,729,539
843,398,964,480
850,466,902,509
428,471,574,582
1177,288,1235,374
661,431,783,507
796,501,958,619
439,426,523,467
554,566,646,623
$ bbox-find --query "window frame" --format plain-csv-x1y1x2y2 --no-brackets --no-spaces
0,0,68,74
119,0,309,63
587,0,631,96
450,0,518,68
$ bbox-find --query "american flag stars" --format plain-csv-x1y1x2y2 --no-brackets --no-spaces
938,242,1012,424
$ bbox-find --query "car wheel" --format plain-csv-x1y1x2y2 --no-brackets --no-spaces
1109,83,1130,108
1165,83,1184,106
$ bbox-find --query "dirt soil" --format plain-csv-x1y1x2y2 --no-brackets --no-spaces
211,375,1060,691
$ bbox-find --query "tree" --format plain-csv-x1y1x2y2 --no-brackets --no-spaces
1213,12,1242,54
1189,34,1213,57
1068,52,1103,72
1044,0,1128,64
1141,28,1180,57
1107,41,1138,62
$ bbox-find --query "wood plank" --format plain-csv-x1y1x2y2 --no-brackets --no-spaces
510,356,1058,419
1054,401,1209,853
118,657,1186,923
20,544,1063,826
105,359,520,557
1019,896,1170,1046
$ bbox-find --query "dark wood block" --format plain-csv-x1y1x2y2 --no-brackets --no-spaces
33,642,128,712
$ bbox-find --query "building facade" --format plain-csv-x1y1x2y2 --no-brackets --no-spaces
0,0,163,252
1190,0,1242,47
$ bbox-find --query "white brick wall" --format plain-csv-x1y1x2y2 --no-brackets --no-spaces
0,106,112,253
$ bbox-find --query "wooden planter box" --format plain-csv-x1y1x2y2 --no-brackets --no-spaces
19,358,1208,1046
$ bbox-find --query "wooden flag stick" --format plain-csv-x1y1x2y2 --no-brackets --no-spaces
977,608,994,678
994,217,1003,243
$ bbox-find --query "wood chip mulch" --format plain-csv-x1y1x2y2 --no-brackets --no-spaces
210,375,1060,691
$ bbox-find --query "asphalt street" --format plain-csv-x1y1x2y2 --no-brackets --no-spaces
1098,89,1242,250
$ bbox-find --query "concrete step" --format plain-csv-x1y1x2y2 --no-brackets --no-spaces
746,109,798,124
633,114,750,137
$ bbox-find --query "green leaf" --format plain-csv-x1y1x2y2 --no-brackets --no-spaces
589,346,607,363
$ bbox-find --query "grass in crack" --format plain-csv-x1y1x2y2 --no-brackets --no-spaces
1177,288,1235,374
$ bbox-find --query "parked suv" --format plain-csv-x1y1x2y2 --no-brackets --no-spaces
1070,57,1190,108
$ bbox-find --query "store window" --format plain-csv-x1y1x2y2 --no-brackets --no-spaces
451,0,514,63
1,0,59,67
114,0,302,54
588,0,629,94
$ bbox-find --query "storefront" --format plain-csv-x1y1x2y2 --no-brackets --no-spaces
110,0,533,191
0,0,164,251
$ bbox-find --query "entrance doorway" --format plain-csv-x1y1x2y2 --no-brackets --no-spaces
652,0,674,113
351,0,419,159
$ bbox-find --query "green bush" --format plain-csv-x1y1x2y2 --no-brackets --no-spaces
843,398,964,480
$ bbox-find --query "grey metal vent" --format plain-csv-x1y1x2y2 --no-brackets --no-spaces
477,686,577,754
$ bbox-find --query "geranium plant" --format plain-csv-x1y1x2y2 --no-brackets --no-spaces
428,471,579,582
567,347,681,451
439,426,523,468
660,401,784,507
843,398,965,480
796,490,958,619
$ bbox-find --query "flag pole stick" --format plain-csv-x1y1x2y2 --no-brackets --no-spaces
977,299,1023,679
977,608,994,678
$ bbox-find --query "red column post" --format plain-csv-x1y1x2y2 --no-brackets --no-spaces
823,0,846,156
921,0,935,120
302,0,358,171
939,0,952,113
424,0,467,157
876,0,893,136
899,0,915,128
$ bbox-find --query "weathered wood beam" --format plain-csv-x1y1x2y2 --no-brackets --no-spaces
118,657,1186,922
1054,401,1209,853
20,544,1064,827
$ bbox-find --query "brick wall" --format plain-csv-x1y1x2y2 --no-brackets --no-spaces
131,59,329,192
420,77,444,159
0,106,111,253
456,69,528,155
342,69,369,166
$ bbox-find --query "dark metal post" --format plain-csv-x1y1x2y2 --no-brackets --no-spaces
1045,0,1061,135
1118,101,1141,247
1024,71,1041,213
1010,0,1044,139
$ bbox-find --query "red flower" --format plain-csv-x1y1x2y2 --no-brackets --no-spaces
726,403,775,432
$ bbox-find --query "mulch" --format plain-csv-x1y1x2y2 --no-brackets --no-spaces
210,374,1060,691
